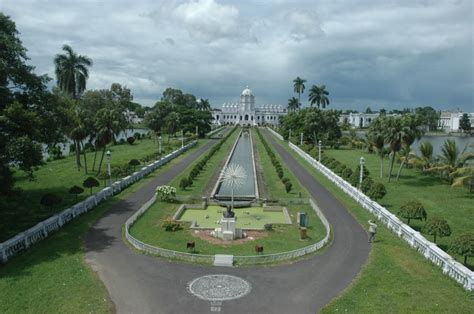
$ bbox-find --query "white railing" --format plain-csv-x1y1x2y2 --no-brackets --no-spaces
266,126,284,141
264,129,473,291
125,194,214,264
125,194,330,265
233,198,331,265
206,126,226,138
0,141,197,264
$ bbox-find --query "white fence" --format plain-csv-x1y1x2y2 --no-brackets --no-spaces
0,141,197,264
125,192,330,265
206,126,226,138
267,126,284,141
265,130,474,291
233,198,331,265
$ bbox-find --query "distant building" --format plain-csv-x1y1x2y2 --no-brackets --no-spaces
438,112,474,132
124,109,143,124
339,112,382,128
212,86,287,126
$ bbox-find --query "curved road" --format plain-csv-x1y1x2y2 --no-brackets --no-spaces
85,129,370,313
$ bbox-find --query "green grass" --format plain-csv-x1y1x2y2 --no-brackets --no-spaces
129,128,326,256
323,147,474,268
178,206,289,229
0,139,206,314
0,136,183,242
268,133,473,313
129,201,325,256
170,127,239,198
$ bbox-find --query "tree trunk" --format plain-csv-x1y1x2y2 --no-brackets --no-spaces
408,218,411,225
388,152,395,182
464,255,467,265
396,160,405,182
92,148,98,171
75,139,82,170
97,146,106,174
380,154,384,178
433,233,437,244
81,141,88,174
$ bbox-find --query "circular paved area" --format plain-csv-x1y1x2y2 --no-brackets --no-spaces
85,130,370,313
188,274,251,301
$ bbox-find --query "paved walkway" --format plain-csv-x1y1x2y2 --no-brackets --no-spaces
85,129,370,314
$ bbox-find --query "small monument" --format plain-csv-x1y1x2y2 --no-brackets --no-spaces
211,205,242,240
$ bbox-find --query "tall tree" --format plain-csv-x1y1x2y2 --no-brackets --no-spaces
287,97,299,112
197,98,211,111
54,45,92,99
368,116,386,178
293,77,306,107
383,116,404,182
396,113,424,181
308,85,330,109
459,113,471,134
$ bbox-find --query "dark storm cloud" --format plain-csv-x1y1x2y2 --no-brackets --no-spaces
1,0,472,111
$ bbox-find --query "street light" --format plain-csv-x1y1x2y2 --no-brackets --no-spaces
318,140,322,162
300,133,303,146
181,130,184,148
106,150,112,186
158,136,162,155
359,156,365,190
195,125,198,138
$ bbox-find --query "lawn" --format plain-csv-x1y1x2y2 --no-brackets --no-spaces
0,139,205,314
128,128,326,256
0,136,184,242
129,201,325,256
269,133,474,313
323,147,474,268
178,205,289,229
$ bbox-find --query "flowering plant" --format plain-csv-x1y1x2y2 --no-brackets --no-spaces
156,185,177,202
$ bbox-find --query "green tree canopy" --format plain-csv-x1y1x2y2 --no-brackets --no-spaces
423,217,451,243
449,233,474,265
398,201,427,225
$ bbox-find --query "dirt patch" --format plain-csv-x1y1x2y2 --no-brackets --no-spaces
190,229,268,245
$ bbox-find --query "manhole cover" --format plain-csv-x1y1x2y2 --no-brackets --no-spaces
188,274,251,301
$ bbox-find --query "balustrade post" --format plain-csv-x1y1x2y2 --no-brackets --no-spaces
0,244,7,263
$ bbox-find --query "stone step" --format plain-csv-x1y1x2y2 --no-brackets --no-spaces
214,254,234,267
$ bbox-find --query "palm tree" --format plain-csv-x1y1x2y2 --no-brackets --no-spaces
419,142,433,169
197,98,211,111
427,141,474,185
368,116,386,178
395,114,424,181
287,97,299,112
383,116,404,182
293,77,306,106
165,111,180,143
54,45,93,99
308,85,330,109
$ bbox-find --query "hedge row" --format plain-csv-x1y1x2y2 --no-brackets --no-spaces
255,128,292,193
319,154,387,201
180,127,237,190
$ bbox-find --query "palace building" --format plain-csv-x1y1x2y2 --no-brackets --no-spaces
211,86,287,126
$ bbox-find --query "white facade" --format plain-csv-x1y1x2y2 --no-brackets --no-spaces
212,87,287,126
339,112,381,128
438,112,474,132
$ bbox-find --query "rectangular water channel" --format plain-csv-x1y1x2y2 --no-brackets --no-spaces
213,129,258,200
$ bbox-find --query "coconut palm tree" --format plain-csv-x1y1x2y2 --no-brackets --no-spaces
395,114,424,181
220,163,247,211
165,111,180,143
287,97,299,112
293,77,306,106
383,116,404,182
197,98,211,111
54,45,93,99
427,141,474,185
368,116,386,178
308,85,330,109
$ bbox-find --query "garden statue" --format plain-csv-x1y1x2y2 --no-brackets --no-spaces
223,205,235,218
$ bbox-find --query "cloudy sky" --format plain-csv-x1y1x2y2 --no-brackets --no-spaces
1,0,473,111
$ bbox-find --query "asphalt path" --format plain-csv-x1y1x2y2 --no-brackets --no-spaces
85,129,370,314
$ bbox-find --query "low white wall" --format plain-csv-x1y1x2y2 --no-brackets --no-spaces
266,129,473,291
266,126,284,141
0,141,197,264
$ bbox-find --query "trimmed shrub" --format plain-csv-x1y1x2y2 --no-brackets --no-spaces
127,136,136,145
285,181,293,193
83,176,100,195
398,201,427,225
119,138,126,145
341,168,353,180
128,159,140,171
367,182,387,200
69,185,84,201
361,177,374,194
449,233,474,265
179,177,189,190
40,193,62,210
423,217,451,244
281,177,290,184
161,217,181,231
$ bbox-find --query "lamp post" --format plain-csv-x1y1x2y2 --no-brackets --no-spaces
195,125,198,138
106,150,112,187
359,156,365,190
181,130,184,148
318,140,322,162
158,136,162,155
300,133,303,146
